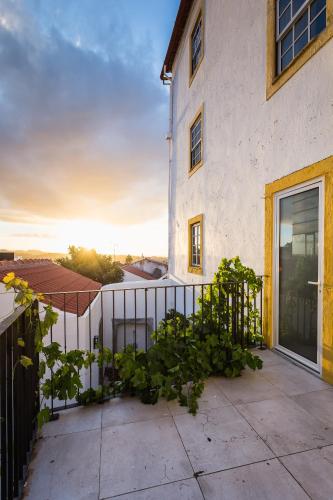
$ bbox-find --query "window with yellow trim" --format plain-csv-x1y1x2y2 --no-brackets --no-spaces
266,0,333,98
190,112,202,170
189,10,204,84
188,214,203,274
277,0,326,73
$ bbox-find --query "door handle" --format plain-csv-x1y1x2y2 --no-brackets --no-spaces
308,281,320,286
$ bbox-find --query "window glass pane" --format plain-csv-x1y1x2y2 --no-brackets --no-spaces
292,0,307,15
310,9,326,37
310,0,326,20
279,4,291,33
294,10,308,40
294,29,308,55
191,18,202,74
281,47,293,69
279,0,291,13
281,29,293,54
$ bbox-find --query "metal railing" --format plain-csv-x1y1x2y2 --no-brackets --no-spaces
39,280,264,412
0,306,39,500
0,279,264,499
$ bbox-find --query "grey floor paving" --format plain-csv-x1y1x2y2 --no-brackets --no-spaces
24,349,333,499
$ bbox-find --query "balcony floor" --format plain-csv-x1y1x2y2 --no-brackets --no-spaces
23,349,333,500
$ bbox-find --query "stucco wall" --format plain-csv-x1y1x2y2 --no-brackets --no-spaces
169,0,333,282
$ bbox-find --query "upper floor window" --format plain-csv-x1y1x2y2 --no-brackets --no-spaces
276,0,327,74
190,11,204,84
190,112,202,171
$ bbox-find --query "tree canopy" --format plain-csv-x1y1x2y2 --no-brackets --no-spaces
57,246,124,285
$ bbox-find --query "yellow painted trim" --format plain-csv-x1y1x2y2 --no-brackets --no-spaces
266,0,333,99
189,3,205,87
264,155,333,384
189,104,204,177
188,214,204,275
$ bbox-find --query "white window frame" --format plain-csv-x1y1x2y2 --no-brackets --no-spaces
190,114,202,170
191,222,201,267
276,0,327,74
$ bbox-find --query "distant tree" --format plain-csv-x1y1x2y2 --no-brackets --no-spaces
57,246,124,285
125,254,133,264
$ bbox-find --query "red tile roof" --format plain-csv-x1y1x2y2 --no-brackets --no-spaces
0,260,101,316
122,265,155,281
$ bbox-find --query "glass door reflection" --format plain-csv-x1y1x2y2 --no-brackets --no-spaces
278,186,319,364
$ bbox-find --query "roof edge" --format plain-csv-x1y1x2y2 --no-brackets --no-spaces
160,0,194,79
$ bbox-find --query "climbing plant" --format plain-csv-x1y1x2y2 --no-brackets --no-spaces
3,272,112,428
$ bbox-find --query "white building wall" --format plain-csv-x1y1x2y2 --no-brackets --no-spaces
122,270,147,282
169,0,333,282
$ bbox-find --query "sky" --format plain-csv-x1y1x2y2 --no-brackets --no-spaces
0,0,179,256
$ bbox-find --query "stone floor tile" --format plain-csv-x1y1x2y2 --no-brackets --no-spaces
102,396,170,428
198,458,309,500
215,369,284,405
99,416,193,498
261,363,329,396
254,348,291,367
281,446,333,500
237,396,333,456
42,405,102,437
292,389,333,428
174,406,273,475
167,379,231,416
109,478,204,500
24,429,101,500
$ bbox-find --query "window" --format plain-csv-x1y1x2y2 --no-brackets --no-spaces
189,106,204,175
189,10,204,84
277,0,326,73
191,114,202,169
266,0,333,98
188,214,203,274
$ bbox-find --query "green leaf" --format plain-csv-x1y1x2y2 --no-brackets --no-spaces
17,338,25,348
37,407,51,430
20,355,33,368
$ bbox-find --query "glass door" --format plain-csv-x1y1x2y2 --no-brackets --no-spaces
275,182,322,370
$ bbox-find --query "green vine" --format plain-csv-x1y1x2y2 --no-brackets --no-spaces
3,272,112,428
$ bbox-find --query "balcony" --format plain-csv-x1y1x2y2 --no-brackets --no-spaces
24,348,333,499
1,280,333,499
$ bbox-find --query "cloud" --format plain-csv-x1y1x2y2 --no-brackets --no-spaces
0,0,171,225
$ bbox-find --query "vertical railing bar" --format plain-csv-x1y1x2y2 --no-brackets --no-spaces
50,294,54,415
123,290,126,348
100,290,104,400
145,288,148,351
112,290,116,391
63,293,67,409
164,287,167,338
246,282,250,346
174,286,177,336
183,286,186,338
134,289,137,353
88,291,92,390
260,281,263,349
201,284,204,339
76,292,80,400
155,287,157,332
241,282,245,348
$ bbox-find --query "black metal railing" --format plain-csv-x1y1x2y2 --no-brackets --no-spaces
39,280,264,412
0,306,39,500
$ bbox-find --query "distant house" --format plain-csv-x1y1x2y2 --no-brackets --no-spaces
0,259,102,405
122,258,168,282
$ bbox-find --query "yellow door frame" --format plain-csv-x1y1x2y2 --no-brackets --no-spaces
264,155,333,384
